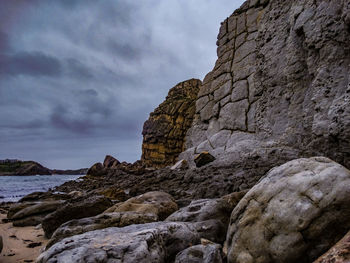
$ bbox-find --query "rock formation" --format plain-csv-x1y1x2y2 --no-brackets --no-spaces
141,78,201,168
225,157,350,263
180,0,350,169
314,230,350,263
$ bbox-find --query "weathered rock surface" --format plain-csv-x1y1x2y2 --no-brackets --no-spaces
225,157,350,263
38,222,202,263
56,154,288,207
42,195,112,238
103,155,120,168
166,191,246,226
175,244,224,263
141,78,201,168
105,191,178,220
180,0,350,169
171,159,189,170
314,230,350,263
47,212,158,248
10,200,63,221
86,162,106,177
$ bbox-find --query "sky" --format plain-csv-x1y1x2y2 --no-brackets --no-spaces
0,0,245,169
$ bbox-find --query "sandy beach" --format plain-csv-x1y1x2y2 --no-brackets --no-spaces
0,211,47,263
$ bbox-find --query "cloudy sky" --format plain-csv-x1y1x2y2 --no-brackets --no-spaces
0,0,244,169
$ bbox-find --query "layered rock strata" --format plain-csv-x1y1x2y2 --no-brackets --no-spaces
142,79,201,168
180,0,350,169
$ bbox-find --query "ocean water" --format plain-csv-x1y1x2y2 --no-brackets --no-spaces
0,175,82,202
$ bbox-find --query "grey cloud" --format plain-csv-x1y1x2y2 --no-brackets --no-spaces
0,0,244,168
0,52,62,77
65,58,94,79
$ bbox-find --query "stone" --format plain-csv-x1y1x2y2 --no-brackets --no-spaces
13,214,46,227
86,162,106,177
175,244,224,263
182,0,350,170
209,130,232,149
231,80,248,102
166,192,246,244
105,191,178,221
218,100,249,131
103,155,120,168
171,159,189,170
141,79,201,168
225,157,350,263
18,191,69,202
314,230,350,263
10,200,63,220
37,222,202,263
214,81,232,102
194,152,215,167
0,235,2,253
42,195,113,238
98,186,128,201
47,212,158,248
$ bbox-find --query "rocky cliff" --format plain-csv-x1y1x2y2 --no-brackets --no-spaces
141,79,201,168
0,159,88,176
180,0,350,169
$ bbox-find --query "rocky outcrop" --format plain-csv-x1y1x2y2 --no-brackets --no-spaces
225,157,350,263
42,195,113,238
314,231,350,263
103,155,120,168
38,222,203,263
8,200,64,227
105,191,178,220
0,159,87,175
175,243,224,263
141,79,201,168
47,212,158,248
180,0,350,169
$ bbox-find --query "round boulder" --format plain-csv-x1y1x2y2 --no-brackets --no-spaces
105,191,178,220
225,157,350,263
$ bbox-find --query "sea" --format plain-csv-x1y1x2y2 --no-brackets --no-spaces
0,174,82,202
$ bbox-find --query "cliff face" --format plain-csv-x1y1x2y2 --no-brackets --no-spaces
141,79,201,168
180,0,350,168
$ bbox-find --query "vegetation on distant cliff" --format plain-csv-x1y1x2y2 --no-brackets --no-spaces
0,159,87,176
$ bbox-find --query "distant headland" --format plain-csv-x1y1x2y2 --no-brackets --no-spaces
0,159,88,176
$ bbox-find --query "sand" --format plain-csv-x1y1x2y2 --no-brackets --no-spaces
0,212,48,263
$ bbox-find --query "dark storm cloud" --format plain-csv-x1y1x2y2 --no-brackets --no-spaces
0,0,245,168
65,58,94,79
0,52,62,77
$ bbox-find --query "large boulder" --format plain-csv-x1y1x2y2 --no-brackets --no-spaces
225,157,350,263
10,200,63,221
175,244,224,263
37,222,202,263
141,78,201,168
314,230,350,263
166,191,246,244
42,195,112,238
8,200,64,227
47,212,158,248
105,191,178,220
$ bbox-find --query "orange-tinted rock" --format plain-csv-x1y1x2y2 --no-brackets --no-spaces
314,231,350,263
141,78,201,168
103,155,120,168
